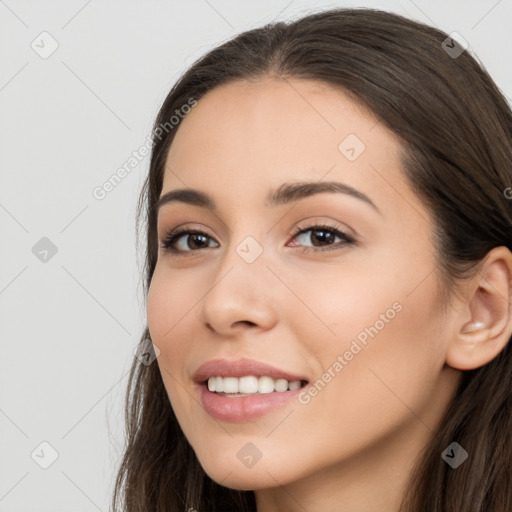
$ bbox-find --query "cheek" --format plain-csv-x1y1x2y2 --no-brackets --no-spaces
146,271,168,342
146,268,201,426
317,275,441,422
146,265,192,345
146,267,195,390
299,255,441,403
289,262,401,355
292,297,441,471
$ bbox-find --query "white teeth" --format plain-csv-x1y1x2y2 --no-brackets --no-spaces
206,375,305,394
239,376,258,393
274,378,288,392
258,376,274,393
223,377,239,393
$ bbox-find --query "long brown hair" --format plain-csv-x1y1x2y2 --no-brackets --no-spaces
111,7,512,511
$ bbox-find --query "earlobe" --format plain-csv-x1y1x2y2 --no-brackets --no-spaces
445,246,512,371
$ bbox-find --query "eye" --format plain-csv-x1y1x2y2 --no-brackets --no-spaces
289,222,356,253
160,227,218,254
159,222,356,256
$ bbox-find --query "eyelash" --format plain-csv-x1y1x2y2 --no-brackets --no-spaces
159,222,356,256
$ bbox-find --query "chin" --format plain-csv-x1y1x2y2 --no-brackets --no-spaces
199,458,295,491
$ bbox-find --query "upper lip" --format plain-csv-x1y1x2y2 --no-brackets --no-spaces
192,358,309,384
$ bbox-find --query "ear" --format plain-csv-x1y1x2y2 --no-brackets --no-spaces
445,246,512,371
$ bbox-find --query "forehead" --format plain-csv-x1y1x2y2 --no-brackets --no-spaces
161,78,428,224
166,77,383,167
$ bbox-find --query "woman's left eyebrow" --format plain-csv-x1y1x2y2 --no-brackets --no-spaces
157,180,381,216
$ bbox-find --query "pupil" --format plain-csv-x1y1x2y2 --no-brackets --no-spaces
189,234,208,249
312,229,334,246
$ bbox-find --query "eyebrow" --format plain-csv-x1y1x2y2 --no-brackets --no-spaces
156,181,381,215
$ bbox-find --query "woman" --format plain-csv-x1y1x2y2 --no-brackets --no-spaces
112,7,512,511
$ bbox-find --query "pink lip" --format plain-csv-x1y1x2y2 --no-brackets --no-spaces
192,358,309,423
198,384,305,422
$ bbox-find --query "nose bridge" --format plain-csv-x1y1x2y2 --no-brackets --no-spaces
213,229,269,297
199,226,277,331
217,213,270,274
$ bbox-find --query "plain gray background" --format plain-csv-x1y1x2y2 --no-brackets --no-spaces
1,0,511,510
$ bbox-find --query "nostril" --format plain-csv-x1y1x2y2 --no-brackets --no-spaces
234,320,257,328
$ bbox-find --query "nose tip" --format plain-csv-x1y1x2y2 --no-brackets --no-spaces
200,261,277,336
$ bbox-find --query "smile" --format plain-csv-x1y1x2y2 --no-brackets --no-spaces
193,358,310,422
207,375,308,395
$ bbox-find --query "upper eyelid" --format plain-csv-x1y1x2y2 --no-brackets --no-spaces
162,222,347,238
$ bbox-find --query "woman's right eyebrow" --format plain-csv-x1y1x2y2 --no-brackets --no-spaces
156,180,381,216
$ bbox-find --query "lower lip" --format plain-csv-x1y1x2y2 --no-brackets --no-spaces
198,383,306,422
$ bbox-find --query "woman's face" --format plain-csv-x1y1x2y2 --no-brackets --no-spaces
147,78,461,497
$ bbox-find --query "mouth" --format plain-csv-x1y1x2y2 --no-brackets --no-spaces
193,358,310,420
203,376,309,397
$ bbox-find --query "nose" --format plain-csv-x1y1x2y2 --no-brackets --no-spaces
199,237,279,336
